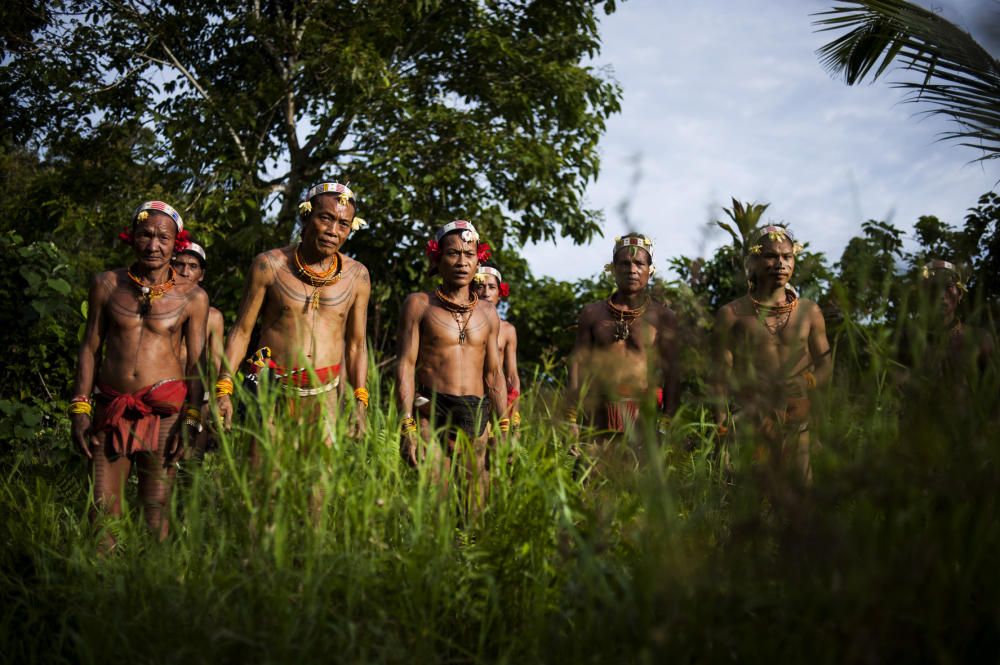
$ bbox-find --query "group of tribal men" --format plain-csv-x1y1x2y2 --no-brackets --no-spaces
67,181,973,540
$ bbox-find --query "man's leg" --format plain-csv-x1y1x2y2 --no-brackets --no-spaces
419,415,451,496
134,413,179,541
90,431,132,551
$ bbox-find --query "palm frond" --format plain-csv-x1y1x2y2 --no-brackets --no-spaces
814,0,1000,163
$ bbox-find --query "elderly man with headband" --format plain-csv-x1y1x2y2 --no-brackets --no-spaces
70,200,209,547
473,259,521,432
567,232,680,467
397,219,508,517
172,241,226,458
712,224,832,484
215,181,371,459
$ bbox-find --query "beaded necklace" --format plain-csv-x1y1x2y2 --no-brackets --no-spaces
435,288,478,344
127,266,176,316
606,292,650,341
751,289,798,335
294,245,343,309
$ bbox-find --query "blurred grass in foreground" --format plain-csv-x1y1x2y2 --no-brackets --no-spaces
2,300,999,664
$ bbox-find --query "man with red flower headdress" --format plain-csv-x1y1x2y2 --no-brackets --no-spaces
567,233,679,461
215,182,371,450
473,260,521,430
69,200,209,545
397,220,507,514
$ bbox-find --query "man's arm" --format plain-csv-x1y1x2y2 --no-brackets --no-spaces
217,253,273,427
70,273,110,458
396,294,423,466
483,307,507,420
206,308,226,375
807,302,833,387
183,289,210,406
657,306,681,417
711,304,737,426
174,288,209,457
503,324,520,404
567,306,594,407
346,264,371,435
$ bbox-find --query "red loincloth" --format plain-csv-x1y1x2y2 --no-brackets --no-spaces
605,387,664,432
250,360,341,387
95,379,187,455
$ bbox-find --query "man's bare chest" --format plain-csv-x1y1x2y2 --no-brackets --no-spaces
592,316,657,350
422,306,490,347
106,289,187,335
267,272,354,319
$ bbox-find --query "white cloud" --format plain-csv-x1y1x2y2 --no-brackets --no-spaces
523,0,999,282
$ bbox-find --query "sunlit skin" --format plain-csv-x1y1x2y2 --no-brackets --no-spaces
216,193,371,443
71,211,208,541
472,274,520,409
568,244,680,440
173,252,225,456
712,235,832,482
397,233,507,508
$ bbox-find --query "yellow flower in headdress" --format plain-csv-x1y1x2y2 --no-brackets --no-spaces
614,236,621,244
338,192,350,206
921,265,931,280
768,230,786,243
792,242,804,255
956,280,968,293
604,262,613,273
749,244,763,255
351,217,367,231
473,273,487,284
137,211,149,222
298,201,313,216
643,238,653,247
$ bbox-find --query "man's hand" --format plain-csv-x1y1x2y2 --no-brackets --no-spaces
348,403,367,439
216,394,233,431
71,413,94,459
400,429,419,467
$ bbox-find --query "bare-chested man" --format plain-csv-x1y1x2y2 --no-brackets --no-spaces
713,225,832,482
473,260,521,429
172,242,225,457
215,182,370,448
897,259,994,393
568,233,679,455
397,221,507,512
70,201,208,543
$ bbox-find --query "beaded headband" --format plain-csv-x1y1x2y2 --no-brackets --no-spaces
436,220,480,243
748,225,803,255
133,201,183,232
177,242,207,264
297,181,367,231
476,266,502,282
921,259,967,292
613,235,653,258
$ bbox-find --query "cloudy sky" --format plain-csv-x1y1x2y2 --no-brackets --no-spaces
522,0,1000,281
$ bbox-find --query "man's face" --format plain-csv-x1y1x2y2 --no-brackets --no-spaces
437,232,478,288
926,272,962,321
612,246,652,294
302,194,354,257
172,253,205,284
474,275,501,305
751,237,795,288
132,212,178,270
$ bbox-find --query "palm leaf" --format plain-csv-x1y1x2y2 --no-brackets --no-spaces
814,0,1000,162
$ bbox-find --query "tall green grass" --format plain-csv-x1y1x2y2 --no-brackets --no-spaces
2,306,999,663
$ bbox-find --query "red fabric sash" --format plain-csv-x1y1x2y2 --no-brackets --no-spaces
605,387,665,432
250,361,341,387
95,380,187,455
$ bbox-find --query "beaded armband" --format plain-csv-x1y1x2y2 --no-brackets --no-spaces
353,387,370,407
215,376,235,398
498,418,511,433
68,395,93,417
400,417,418,434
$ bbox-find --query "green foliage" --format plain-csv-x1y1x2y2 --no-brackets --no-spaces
814,0,1000,162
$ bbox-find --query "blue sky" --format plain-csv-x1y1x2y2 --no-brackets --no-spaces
522,0,999,281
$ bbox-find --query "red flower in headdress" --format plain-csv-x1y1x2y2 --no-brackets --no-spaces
425,239,441,261
477,242,492,263
174,229,192,252
118,227,134,244
499,282,510,298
